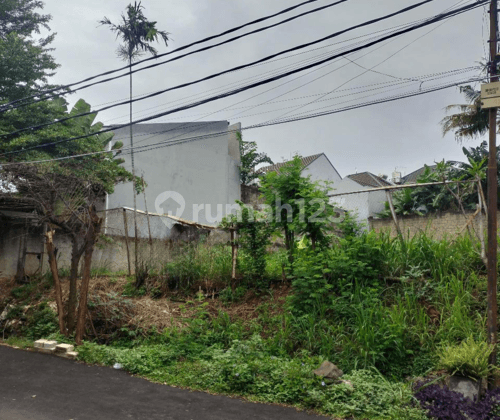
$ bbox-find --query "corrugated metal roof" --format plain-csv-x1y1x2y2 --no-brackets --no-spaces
347,172,392,188
258,154,323,175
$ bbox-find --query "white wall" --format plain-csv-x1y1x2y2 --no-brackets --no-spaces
330,177,370,227
368,190,387,218
107,122,241,228
302,154,342,191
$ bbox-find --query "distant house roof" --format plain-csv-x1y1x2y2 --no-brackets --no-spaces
347,172,392,188
402,165,437,184
258,153,323,175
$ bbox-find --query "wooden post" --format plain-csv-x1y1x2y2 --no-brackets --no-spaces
385,190,403,239
142,177,153,259
122,208,132,276
487,0,498,389
231,229,238,290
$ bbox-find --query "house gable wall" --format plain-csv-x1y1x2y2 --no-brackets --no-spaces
107,122,241,229
301,154,342,187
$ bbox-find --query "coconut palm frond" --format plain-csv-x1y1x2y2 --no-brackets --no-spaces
441,87,490,142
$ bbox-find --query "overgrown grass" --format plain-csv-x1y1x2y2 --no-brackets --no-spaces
2,336,34,349
5,229,498,419
160,241,232,291
78,333,426,419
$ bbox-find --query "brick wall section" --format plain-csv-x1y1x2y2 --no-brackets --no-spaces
369,210,492,240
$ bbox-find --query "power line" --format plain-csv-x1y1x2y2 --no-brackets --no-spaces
1,74,487,167
264,7,462,125
100,66,480,155
96,0,476,124
253,76,487,127
92,10,455,110
0,0,469,141
1,0,349,112
0,1,486,157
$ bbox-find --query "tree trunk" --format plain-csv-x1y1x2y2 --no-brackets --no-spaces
45,230,66,335
15,220,29,284
75,210,102,345
67,235,84,334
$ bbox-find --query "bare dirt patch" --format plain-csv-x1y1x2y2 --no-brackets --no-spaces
1,275,291,337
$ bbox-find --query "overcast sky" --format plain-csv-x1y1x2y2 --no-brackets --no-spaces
41,0,488,179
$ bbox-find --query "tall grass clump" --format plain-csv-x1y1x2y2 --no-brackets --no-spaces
161,241,232,290
378,231,483,280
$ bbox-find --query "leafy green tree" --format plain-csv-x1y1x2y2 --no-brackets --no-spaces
0,0,62,146
238,133,273,185
1,99,138,339
0,0,58,102
0,1,137,342
260,156,335,261
0,0,51,36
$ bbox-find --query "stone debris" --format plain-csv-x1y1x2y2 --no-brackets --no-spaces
34,339,78,359
34,339,48,349
43,340,57,349
446,376,481,401
62,351,78,360
0,305,13,322
313,361,344,380
55,344,74,353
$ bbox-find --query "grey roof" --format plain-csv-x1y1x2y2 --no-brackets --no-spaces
347,172,392,188
258,154,323,175
402,165,437,184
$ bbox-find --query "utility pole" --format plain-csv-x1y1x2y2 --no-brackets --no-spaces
487,0,499,389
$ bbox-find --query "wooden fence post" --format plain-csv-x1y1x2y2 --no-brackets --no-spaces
142,177,153,260
122,208,132,275
231,229,238,290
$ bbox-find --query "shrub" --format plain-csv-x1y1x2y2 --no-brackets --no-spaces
22,302,58,340
437,336,494,379
289,233,383,316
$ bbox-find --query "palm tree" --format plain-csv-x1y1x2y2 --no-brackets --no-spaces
100,2,169,285
441,85,493,142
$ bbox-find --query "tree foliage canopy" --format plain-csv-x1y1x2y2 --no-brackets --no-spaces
378,143,500,218
99,1,170,62
238,132,273,185
260,156,336,255
0,0,58,101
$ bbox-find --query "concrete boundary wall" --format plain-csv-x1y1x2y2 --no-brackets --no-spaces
369,210,495,240
0,208,230,278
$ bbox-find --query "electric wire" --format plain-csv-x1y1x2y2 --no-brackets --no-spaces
92,12,450,109
264,10,459,125
0,0,479,143
1,0,350,112
0,0,486,159
1,73,487,168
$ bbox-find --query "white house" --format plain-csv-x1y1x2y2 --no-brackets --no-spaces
106,121,241,234
331,172,392,228
258,153,342,186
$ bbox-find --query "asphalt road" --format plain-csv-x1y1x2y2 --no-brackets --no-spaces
0,345,325,420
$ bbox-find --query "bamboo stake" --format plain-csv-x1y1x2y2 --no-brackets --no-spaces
122,208,132,275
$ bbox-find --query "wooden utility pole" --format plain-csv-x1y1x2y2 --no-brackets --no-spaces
487,0,499,389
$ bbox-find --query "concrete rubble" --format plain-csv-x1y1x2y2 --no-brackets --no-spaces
34,339,78,360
